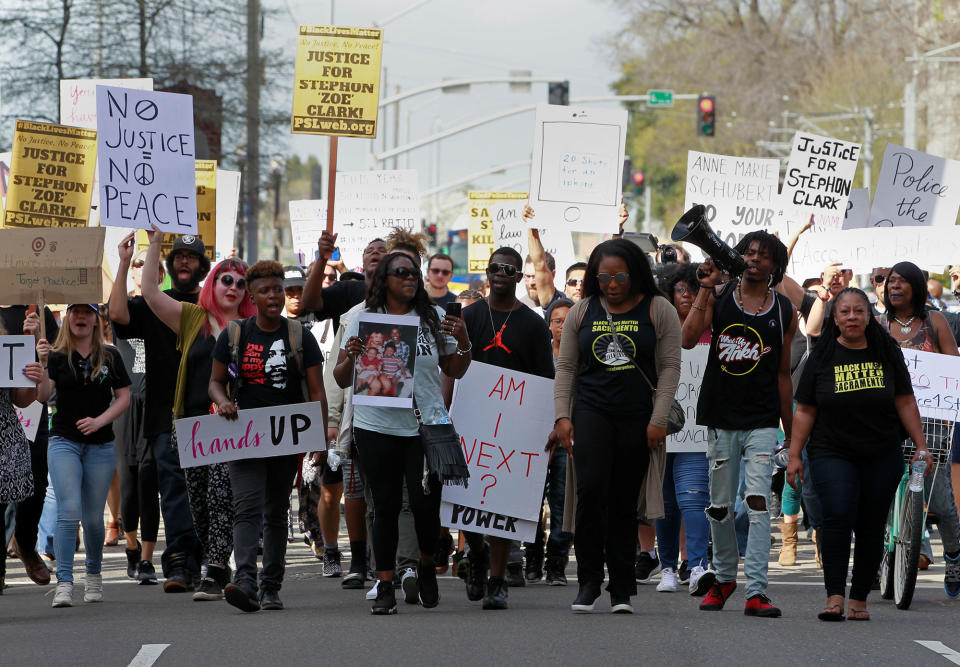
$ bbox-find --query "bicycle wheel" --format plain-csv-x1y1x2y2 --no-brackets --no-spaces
893,487,923,609
879,544,895,600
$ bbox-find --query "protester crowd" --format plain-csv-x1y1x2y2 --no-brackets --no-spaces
3,209,960,623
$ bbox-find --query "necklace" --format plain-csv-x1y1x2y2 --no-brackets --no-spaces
892,315,917,335
735,278,771,318
484,299,514,353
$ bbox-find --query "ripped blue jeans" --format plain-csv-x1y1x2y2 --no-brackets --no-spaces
656,453,710,570
706,427,777,597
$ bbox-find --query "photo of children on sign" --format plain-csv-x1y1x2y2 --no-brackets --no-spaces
352,312,418,408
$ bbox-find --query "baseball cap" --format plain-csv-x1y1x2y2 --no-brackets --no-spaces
67,304,100,313
165,234,211,278
284,266,307,288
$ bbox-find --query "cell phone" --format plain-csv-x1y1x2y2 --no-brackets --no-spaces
445,302,462,318
331,248,340,261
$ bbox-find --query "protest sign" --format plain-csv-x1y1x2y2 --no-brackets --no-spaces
528,104,627,233
440,501,538,542
666,344,709,454
0,227,104,304
292,25,383,137
60,78,153,129
490,200,576,292
15,401,42,442
0,335,38,388
96,85,197,233
215,169,241,260
195,159,216,259
0,152,10,209
441,362,552,533
868,144,960,228
468,192,526,273
174,401,325,469
351,312,418,408
3,121,97,228
779,132,860,231
683,151,781,256
841,188,871,229
289,199,326,266
902,349,960,420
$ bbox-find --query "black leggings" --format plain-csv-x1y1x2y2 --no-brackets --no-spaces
353,428,440,572
116,450,160,542
810,446,902,601
572,406,650,597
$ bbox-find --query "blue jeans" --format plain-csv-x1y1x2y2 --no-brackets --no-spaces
152,432,201,576
706,427,777,596
35,474,57,556
47,436,116,583
524,446,573,562
656,453,710,570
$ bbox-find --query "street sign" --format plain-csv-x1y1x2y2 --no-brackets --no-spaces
647,90,674,107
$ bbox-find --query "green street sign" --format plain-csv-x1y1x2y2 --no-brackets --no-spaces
647,90,674,107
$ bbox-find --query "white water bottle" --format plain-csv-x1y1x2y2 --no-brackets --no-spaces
326,438,341,472
908,450,927,492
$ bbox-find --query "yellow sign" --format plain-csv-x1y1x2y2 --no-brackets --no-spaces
292,25,383,137
467,192,528,273
4,121,97,228
138,160,217,260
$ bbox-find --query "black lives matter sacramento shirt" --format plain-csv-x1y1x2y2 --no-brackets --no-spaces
462,300,554,379
795,344,912,461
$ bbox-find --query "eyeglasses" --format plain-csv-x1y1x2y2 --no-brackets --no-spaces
566,278,584,287
597,272,629,285
387,267,420,280
487,262,519,277
674,285,694,295
549,318,565,325
219,274,246,290
429,268,452,276
132,260,145,268
872,274,886,284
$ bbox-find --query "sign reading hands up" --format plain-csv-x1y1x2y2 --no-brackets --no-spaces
96,86,197,233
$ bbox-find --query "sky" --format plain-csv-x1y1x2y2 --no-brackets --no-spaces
270,0,626,226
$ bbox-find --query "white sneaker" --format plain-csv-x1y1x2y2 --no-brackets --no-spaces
52,581,73,607
688,565,716,596
83,573,103,603
365,579,379,600
656,568,678,592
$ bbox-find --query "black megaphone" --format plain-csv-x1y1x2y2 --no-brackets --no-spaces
671,205,747,277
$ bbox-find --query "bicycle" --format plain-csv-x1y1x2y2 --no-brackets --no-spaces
879,406,956,610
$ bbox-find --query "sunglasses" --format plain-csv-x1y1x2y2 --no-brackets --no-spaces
566,278,584,287
487,262,519,277
132,260,145,268
597,272,629,285
873,274,886,284
219,274,246,290
674,285,695,295
387,267,420,280
429,267,452,276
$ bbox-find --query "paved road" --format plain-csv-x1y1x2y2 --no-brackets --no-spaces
3,529,960,666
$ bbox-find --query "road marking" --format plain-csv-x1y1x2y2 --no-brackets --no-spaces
916,641,960,665
128,644,170,667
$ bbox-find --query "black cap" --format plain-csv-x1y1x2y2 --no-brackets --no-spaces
283,266,307,288
164,234,211,279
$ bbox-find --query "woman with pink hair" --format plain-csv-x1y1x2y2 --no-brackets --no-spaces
141,229,255,601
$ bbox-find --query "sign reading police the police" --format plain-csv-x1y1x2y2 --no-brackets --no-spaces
96,85,197,233
292,25,383,137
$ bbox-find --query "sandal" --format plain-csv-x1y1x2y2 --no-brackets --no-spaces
817,604,845,622
847,608,870,621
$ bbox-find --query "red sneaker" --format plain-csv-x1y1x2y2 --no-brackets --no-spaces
699,580,736,610
744,593,782,618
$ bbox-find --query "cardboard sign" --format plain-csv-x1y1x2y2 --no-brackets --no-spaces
0,336,38,388
868,144,960,228
683,151,781,256
666,344,709,453
96,85,197,233
3,121,97,228
351,312,419,408
215,169,241,261
468,191,526,273
903,349,960,418
15,401,42,442
174,401,325,468
0,227,105,304
440,501,538,542
292,25,383,137
840,188,871,229
780,132,860,231
441,362,552,526
490,200,577,292
528,104,627,233
60,78,153,129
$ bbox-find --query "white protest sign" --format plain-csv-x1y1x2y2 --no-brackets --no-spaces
96,85,197,233
15,401,42,442
289,199,327,267
666,344,709,453
900,349,960,418
490,201,576,292
60,78,153,129
0,335,38,388
841,188,871,229
528,104,627,233
440,501,538,542
215,169,241,261
868,144,960,227
442,362,552,524
683,151,781,257
780,132,860,232
174,401,325,468
337,169,419,268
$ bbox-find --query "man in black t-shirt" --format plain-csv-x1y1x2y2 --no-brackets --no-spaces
682,231,797,618
301,231,387,329
426,253,458,308
110,232,209,593
444,247,554,610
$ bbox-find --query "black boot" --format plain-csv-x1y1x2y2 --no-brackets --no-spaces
466,547,489,602
125,542,142,580
482,576,509,610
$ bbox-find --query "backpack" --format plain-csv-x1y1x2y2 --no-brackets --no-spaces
225,317,310,403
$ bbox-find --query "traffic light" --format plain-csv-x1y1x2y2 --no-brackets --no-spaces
548,81,569,106
632,170,645,196
697,95,716,137
426,222,438,244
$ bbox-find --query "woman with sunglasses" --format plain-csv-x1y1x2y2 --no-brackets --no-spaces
334,251,471,614
37,305,131,607
553,239,681,613
140,228,255,601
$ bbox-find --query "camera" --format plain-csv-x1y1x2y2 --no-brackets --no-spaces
658,244,678,264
